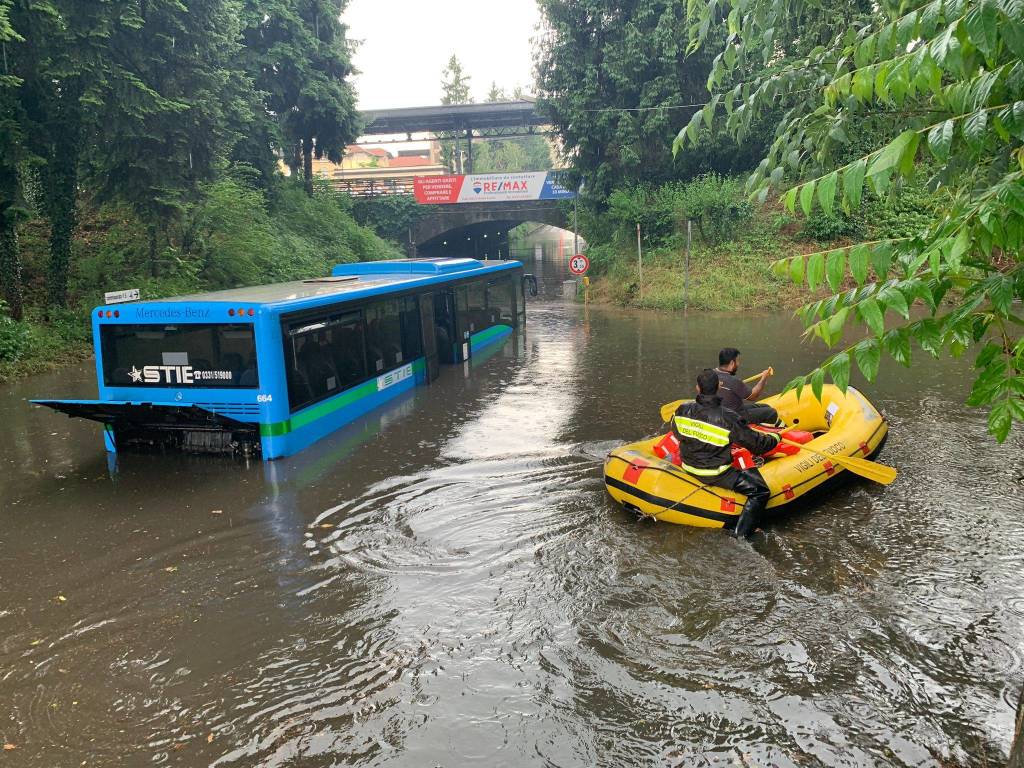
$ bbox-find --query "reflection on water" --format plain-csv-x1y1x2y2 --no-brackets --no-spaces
1,303,1022,767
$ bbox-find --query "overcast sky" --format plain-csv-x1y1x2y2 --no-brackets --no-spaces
343,0,543,111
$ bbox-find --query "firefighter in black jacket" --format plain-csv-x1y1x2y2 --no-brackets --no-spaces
672,368,781,538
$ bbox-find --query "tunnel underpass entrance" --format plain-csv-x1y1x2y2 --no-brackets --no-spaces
418,221,587,300
417,220,518,260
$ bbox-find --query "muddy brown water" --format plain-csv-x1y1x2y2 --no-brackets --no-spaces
1,300,1023,767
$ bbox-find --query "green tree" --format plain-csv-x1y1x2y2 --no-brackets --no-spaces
0,0,26,319
84,0,254,274
238,0,366,198
680,0,1024,443
6,0,128,308
535,0,766,198
440,54,471,105
439,54,472,172
278,0,360,195
486,81,507,102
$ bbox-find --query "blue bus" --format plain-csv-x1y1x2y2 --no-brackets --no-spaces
34,258,525,460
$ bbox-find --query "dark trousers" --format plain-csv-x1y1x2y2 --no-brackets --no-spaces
709,467,771,538
742,402,783,427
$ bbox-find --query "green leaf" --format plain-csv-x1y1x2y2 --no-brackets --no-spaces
867,130,917,183
975,341,1003,370
818,171,838,216
843,158,867,209
858,297,886,336
927,119,955,161
829,351,851,392
771,258,790,279
852,67,874,101
883,329,912,366
988,398,1014,442
990,275,1014,316
963,109,988,150
800,181,816,216
784,186,798,212
878,22,895,58
826,248,846,292
946,227,970,270
1002,19,1024,61
964,0,999,57
826,306,850,346
810,367,826,402
854,33,877,69
849,244,870,285
871,243,893,278
875,62,892,102
789,254,805,284
898,132,921,176
854,338,881,381
806,251,825,291
896,10,919,46
878,282,910,319
914,317,943,357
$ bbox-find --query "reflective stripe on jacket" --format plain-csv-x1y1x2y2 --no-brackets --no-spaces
671,393,781,475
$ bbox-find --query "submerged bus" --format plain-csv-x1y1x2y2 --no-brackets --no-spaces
34,258,525,460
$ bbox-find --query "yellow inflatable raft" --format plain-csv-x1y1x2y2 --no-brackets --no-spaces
604,384,888,529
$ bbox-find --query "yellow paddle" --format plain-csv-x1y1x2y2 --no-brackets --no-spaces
779,438,897,485
659,368,773,423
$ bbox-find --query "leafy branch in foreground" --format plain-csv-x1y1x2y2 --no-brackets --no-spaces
678,0,1024,441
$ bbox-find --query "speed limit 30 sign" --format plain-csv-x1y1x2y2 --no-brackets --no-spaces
569,254,590,275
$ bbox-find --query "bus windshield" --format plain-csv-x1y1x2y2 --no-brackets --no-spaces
100,323,259,388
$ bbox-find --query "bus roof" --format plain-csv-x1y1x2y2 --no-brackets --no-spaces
139,258,519,308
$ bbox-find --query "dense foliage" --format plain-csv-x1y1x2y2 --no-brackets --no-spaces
679,0,1024,442
534,0,773,198
0,0,365,324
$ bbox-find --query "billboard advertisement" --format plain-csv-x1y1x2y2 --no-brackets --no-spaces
414,172,576,205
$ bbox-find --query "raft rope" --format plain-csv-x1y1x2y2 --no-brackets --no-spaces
607,453,726,524
644,474,720,523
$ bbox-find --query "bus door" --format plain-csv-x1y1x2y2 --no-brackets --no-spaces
432,289,459,364
418,293,439,382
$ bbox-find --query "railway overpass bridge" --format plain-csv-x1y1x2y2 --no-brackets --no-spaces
357,100,576,257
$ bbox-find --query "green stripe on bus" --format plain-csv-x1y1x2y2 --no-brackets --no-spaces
470,324,511,348
260,358,425,438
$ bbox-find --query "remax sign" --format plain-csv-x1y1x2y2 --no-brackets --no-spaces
414,172,576,205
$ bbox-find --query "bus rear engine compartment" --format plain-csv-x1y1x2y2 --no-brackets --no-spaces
36,400,261,456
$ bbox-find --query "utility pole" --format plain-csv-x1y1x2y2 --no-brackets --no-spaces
573,188,580,256
684,220,692,313
636,222,643,302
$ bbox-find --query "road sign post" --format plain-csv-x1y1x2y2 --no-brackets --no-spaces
569,254,589,276
569,254,590,304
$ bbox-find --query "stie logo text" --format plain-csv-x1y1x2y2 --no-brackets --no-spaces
128,365,232,385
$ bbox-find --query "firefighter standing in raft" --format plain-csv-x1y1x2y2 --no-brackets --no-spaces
673,369,781,537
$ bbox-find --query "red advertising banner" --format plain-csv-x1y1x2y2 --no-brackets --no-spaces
414,172,576,205
414,176,465,204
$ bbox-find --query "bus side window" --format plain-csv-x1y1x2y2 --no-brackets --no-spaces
399,296,422,361
328,314,367,387
285,311,368,411
458,280,488,335
486,276,514,326
365,301,404,371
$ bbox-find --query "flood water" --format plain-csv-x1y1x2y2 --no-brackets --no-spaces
1,296,1023,767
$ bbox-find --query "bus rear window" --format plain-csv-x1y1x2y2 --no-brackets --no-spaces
101,324,259,388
